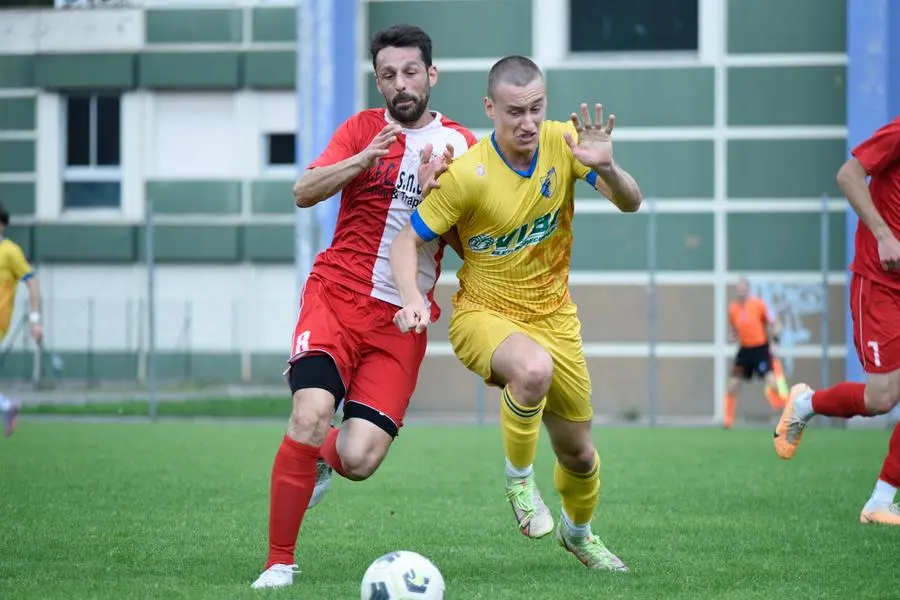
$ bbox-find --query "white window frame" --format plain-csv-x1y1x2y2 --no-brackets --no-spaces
261,131,297,178
534,0,717,67
60,92,123,216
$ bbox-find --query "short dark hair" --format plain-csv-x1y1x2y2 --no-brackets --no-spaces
487,55,543,97
369,24,433,70
0,202,9,227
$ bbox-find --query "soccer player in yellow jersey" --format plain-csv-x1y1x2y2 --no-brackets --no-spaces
0,202,43,437
389,56,642,571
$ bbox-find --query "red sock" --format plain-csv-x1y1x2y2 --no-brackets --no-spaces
879,423,900,488
266,435,319,568
810,383,868,418
319,426,348,478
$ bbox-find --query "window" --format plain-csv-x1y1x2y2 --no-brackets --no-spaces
266,133,296,166
63,93,122,210
569,0,698,53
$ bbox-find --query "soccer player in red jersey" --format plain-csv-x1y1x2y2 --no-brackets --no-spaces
251,25,477,589
774,116,900,526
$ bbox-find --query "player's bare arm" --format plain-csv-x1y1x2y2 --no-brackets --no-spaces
389,223,429,333
293,123,402,208
838,156,900,271
417,142,462,258
25,274,43,343
564,102,642,213
441,227,464,259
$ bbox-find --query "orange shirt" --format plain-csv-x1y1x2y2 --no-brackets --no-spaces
728,297,771,347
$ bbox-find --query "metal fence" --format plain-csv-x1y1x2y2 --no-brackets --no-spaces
0,196,844,427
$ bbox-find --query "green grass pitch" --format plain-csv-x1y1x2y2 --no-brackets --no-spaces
1,420,896,599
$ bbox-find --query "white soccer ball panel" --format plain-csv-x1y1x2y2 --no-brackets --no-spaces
360,550,445,600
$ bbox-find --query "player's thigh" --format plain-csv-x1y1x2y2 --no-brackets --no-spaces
528,307,592,423
851,275,900,373
345,326,427,438
751,345,773,379
851,275,900,411
449,309,530,386
287,276,360,393
731,348,753,381
285,277,366,440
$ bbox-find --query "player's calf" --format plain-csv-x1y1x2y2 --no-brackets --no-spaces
253,356,345,589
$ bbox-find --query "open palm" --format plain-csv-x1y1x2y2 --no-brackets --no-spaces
563,102,614,170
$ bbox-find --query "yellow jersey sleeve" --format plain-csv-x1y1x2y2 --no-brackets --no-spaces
561,120,599,188
410,169,468,242
7,242,33,282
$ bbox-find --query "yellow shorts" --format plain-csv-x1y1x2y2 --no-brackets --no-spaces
448,303,592,422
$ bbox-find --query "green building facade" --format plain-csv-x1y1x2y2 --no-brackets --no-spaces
0,0,848,422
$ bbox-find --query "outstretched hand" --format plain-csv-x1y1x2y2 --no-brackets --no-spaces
359,123,402,169
563,102,615,170
417,142,454,198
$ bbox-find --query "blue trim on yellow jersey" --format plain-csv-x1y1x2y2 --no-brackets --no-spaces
410,210,438,242
491,132,539,177
585,170,598,188
20,272,34,282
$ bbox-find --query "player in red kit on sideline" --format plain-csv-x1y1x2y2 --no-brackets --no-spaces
251,24,477,590
774,116,900,526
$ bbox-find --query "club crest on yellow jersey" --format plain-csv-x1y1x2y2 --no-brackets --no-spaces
539,167,556,199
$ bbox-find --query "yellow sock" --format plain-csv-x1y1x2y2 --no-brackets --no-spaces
500,386,545,470
554,450,600,526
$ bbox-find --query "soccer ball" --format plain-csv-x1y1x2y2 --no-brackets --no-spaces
360,550,445,600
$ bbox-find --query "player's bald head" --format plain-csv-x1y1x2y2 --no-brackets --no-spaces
487,56,543,98
735,277,750,297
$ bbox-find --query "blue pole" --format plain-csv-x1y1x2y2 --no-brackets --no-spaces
295,0,358,302
845,0,895,383
820,194,829,389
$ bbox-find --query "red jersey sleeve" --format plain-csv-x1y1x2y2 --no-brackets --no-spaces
852,117,900,176
461,127,478,148
307,115,362,169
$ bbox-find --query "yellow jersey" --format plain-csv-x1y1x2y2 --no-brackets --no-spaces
0,237,34,338
412,120,596,322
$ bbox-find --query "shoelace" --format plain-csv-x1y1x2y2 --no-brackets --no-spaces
786,416,808,443
563,533,626,569
506,480,536,516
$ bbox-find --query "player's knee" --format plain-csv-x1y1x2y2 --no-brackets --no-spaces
864,379,900,415
338,407,395,480
727,378,740,395
513,352,553,403
339,447,384,481
287,389,335,445
285,354,344,444
557,443,597,474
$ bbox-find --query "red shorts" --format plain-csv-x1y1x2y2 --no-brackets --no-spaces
851,273,900,374
287,274,427,429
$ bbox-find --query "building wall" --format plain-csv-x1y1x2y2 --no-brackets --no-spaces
0,0,849,421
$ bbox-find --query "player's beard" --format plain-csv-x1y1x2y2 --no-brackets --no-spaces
387,88,430,126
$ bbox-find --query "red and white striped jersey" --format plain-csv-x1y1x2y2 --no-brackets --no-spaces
307,108,477,322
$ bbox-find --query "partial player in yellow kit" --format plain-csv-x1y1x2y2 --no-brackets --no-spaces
389,56,642,571
0,201,43,437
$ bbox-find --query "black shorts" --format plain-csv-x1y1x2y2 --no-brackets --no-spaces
732,344,773,380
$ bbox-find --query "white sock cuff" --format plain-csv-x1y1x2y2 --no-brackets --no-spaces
504,458,533,479
870,479,898,505
561,509,592,538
